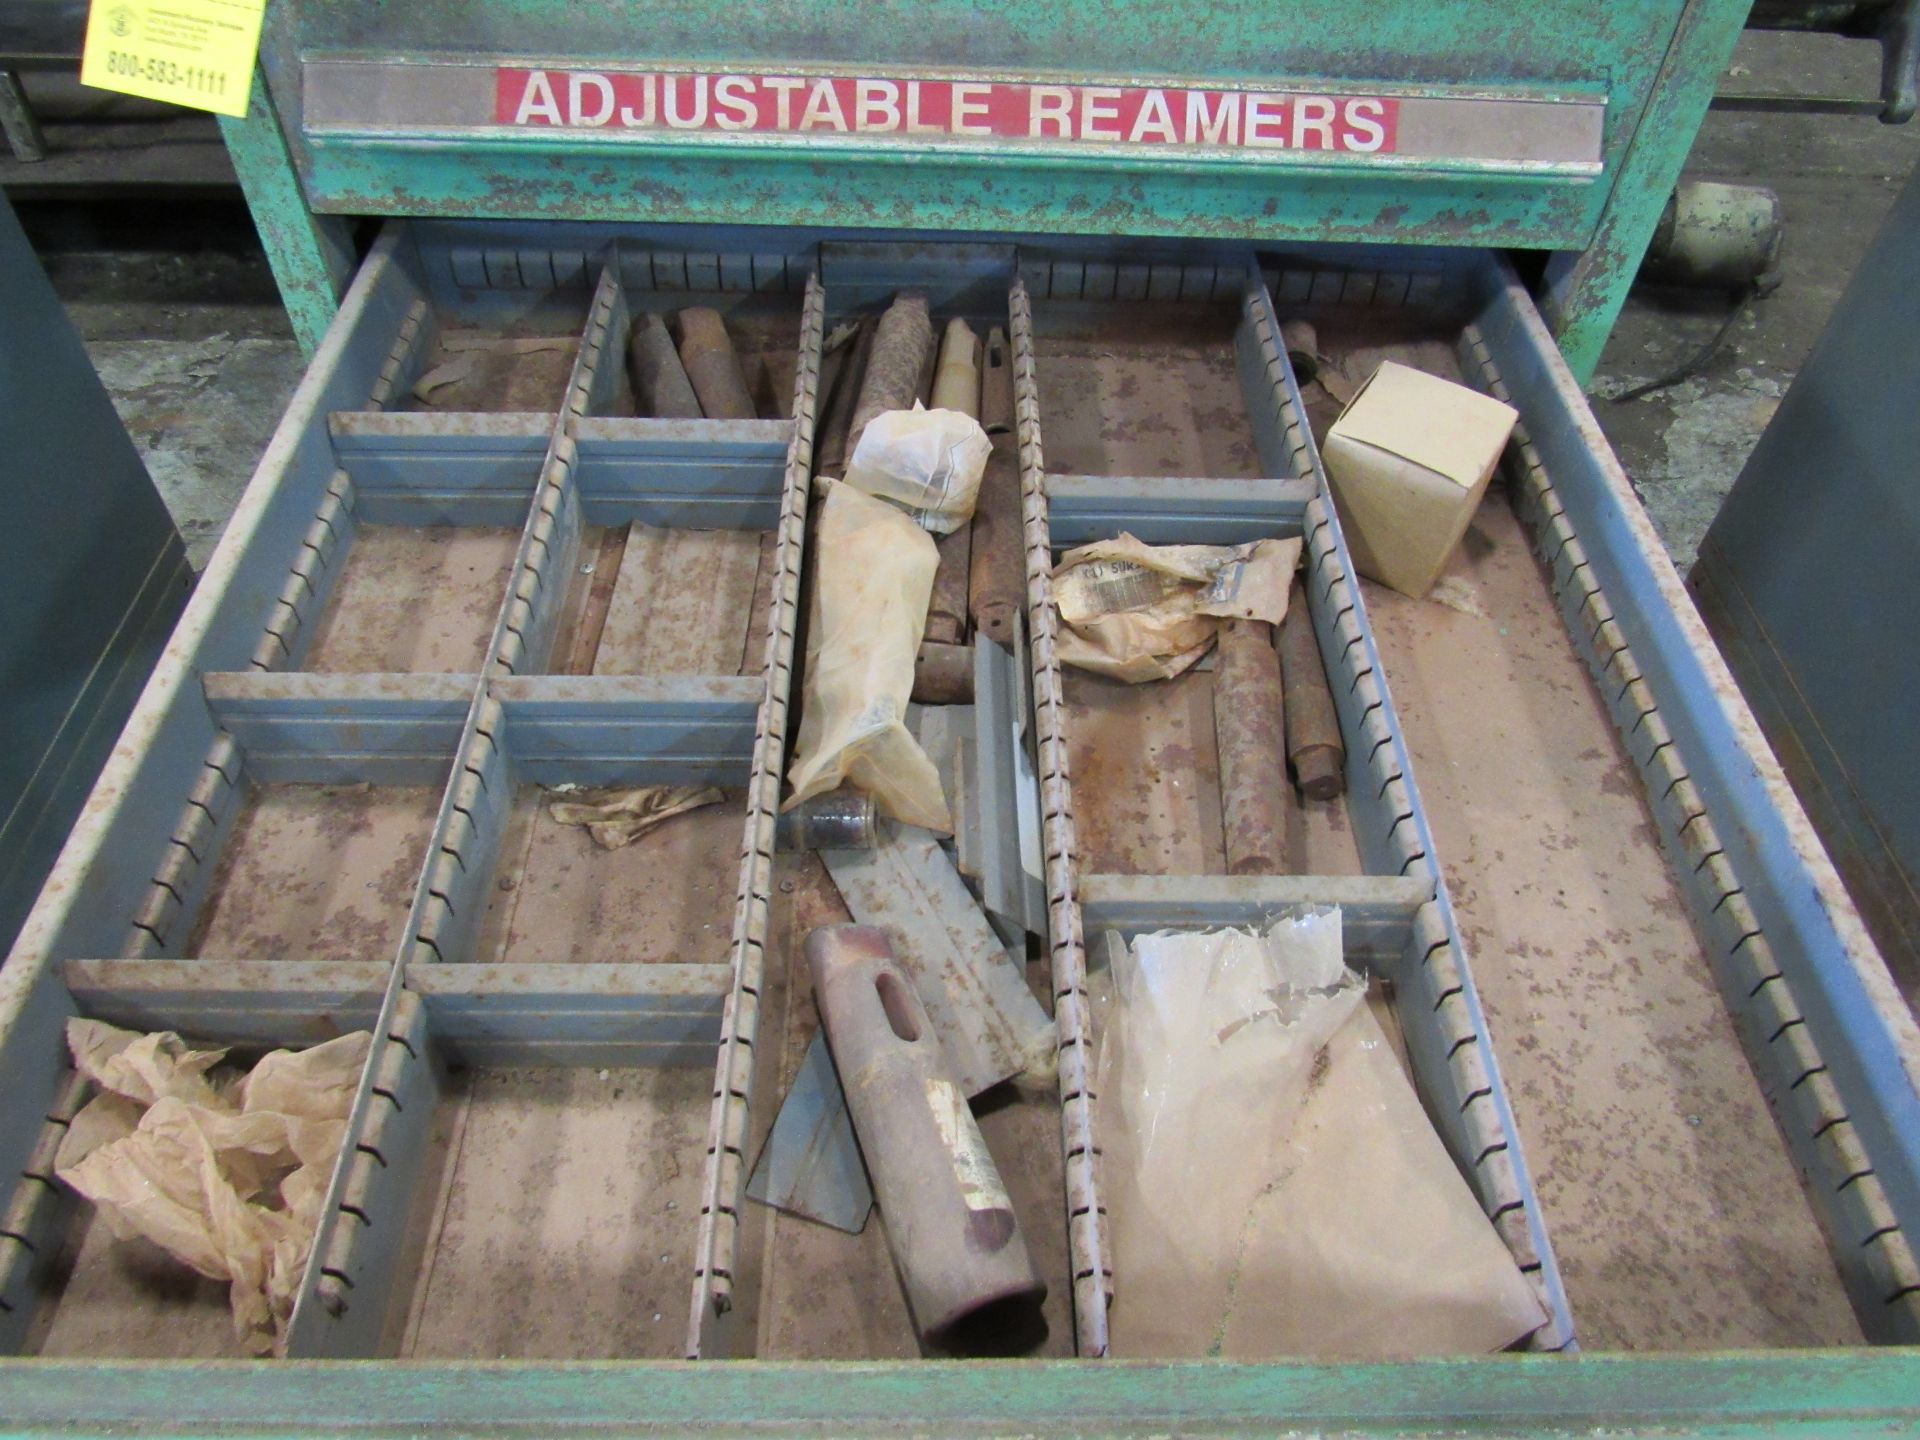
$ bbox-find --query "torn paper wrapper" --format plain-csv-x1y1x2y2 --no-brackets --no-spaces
548,784,725,849
53,1019,372,1357
843,404,992,534
786,482,952,832
1052,533,1301,682
1096,910,1544,1359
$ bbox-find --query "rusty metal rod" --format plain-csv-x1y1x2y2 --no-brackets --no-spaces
926,526,971,647
808,924,1046,1346
1213,618,1289,875
815,317,875,478
849,293,933,452
675,307,756,419
912,639,974,704
627,312,702,418
979,325,1013,436
967,441,1024,650
1276,577,1347,800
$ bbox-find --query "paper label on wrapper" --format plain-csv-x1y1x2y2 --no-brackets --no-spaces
81,0,264,118
929,1075,1013,1215
1050,533,1300,682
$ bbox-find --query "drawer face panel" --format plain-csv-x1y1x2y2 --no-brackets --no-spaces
3,222,1915,1425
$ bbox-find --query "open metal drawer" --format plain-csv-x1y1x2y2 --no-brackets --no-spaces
2,221,1918,1430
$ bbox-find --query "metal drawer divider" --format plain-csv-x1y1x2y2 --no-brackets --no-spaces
680,269,821,1357
0,231,439,1348
1458,261,1920,1341
0,230,821,1358
296,257,823,1358
1009,264,1574,1356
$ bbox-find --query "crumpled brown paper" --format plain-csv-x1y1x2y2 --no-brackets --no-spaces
53,1019,372,1356
1097,911,1545,1359
785,481,952,832
548,784,725,849
1052,533,1301,682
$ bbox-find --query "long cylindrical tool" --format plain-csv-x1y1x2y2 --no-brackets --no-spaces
968,324,1026,649
967,442,1024,649
808,924,1046,1347
931,317,981,416
675,307,757,419
979,325,1013,436
627,313,703,418
849,292,933,452
912,639,974,704
926,526,972,647
1213,618,1289,875
1276,578,1347,800
815,317,875,478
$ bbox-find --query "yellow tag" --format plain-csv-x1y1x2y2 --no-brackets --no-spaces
80,0,265,118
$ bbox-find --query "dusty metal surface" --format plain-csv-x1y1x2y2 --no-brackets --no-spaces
403,328,582,413
474,790,746,967
1354,480,1859,1348
592,524,764,677
301,525,521,673
27,1214,237,1358
186,784,441,960
399,1065,708,1359
1032,309,1264,478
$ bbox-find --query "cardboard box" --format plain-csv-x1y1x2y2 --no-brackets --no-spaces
1322,361,1518,598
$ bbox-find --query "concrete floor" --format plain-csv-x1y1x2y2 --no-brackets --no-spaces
16,32,1916,575
1592,29,1917,565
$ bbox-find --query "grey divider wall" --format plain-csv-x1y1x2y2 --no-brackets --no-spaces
0,227,815,1358
202,672,475,785
1241,272,1575,1350
0,669,462,1348
1453,259,1920,1342
1013,264,1573,1355
686,274,823,1359
285,257,822,1361
327,413,552,527
1080,874,1432,965
0,233,426,1261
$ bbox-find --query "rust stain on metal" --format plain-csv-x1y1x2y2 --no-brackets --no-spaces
1212,618,1288,875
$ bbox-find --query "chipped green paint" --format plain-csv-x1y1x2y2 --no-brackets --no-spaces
2,1350,1920,1437
219,71,354,356
223,0,1746,367
1542,0,1753,380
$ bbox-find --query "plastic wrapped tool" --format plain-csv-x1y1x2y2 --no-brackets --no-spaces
1097,910,1545,1359
785,482,952,832
844,404,992,535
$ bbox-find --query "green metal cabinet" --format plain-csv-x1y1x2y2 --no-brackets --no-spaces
222,0,1749,378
